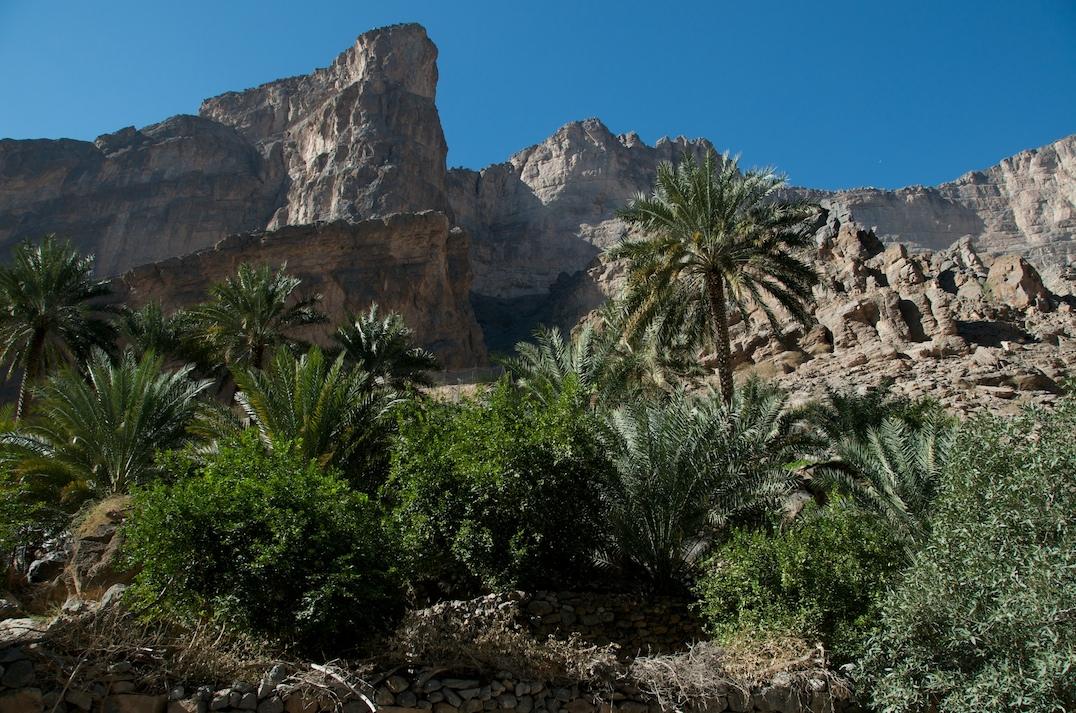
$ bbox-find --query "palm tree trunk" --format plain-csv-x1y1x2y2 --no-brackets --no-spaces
14,331,46,422
705,273,734,405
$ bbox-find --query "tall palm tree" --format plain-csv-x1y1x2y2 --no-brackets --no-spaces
333,304,439,389
813,416,953,552
0,236,118,420
228,346,401,483
188,263,325,372
597,380,812,590
0,350,212,502
611,150,818,403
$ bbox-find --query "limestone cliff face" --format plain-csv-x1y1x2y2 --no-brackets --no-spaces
446,119,713,350
200,23,450,227
117,212,486,368
796,134,1076,293
0,115,284,276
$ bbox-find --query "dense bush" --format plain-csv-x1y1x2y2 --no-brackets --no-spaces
861,398,1076,713
695,498,905,662
124,433,401,656
385,378,610,592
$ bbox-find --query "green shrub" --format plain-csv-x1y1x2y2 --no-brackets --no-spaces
385,378,610,592
124,433,401,657
862,398,1076,713
694,498,905,662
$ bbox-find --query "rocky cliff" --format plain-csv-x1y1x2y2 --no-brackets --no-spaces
118,212,486,368
0,22,1072,368
796,134,1076,294
200,22,450,228
0,115,285,275
446,119,714,351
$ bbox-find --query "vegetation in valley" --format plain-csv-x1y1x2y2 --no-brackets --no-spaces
0,154,1072,711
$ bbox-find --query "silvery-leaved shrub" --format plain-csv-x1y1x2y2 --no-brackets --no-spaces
862,396,1076,713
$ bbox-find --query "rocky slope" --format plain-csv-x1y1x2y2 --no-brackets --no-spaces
797,134,1076,295
726,212,1074,415
118,212,486,368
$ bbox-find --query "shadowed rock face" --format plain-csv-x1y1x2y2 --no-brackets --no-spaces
446,119,716,351
117,212,487,368
0,115,285,276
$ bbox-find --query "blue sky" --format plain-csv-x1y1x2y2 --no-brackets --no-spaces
1,0,1073,190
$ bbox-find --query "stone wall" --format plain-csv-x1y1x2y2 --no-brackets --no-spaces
518,592,703,656
0,643,859,713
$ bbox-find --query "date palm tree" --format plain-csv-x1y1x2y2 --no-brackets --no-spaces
612,150,818,403
228,346,402,485
503,304,702,409
813,416,953,552
597,380,813,590
333,304,439,388
188,263,325,372
0,236,118,420
0,350,212,502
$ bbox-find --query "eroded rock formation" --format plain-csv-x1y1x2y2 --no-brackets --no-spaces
0,21,1072,372
0,116,285,275
796,134,1076,295
446,119,713,350
720,211,1076,415
117,212,486,368
201,22,450,228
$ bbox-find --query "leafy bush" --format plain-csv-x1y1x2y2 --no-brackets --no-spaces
695,498,905,662
862,398,1076,713
124,433,401,657
385,378,610,592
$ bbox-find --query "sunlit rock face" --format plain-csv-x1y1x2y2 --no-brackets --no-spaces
446,119,716,351
117,212,487,368
791,134,1076,294
200,22,451,228
0,115,286,276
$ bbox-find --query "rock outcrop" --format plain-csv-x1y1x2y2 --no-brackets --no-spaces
446,119,713,351
719,210,1075,415
794,134,1076,294
448,122,1075,348
200,22,450,228
0,116,285,276
117,212,487,368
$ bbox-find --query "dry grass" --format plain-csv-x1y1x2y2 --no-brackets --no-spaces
36,606,279,692
387,595,622,683
71,495,130,539
629,635,850,710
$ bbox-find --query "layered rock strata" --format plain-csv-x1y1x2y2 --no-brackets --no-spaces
117,212,486,368
0,116,285,275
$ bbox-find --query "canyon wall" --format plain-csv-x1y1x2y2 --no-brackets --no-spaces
0,115,285,276
117,212,486,368
0,21,1072,363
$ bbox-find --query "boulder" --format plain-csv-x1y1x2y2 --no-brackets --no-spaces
0,688,43,713
986,255,1053,311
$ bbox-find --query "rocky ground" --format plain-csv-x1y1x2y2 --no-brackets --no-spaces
715,212,1075,416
